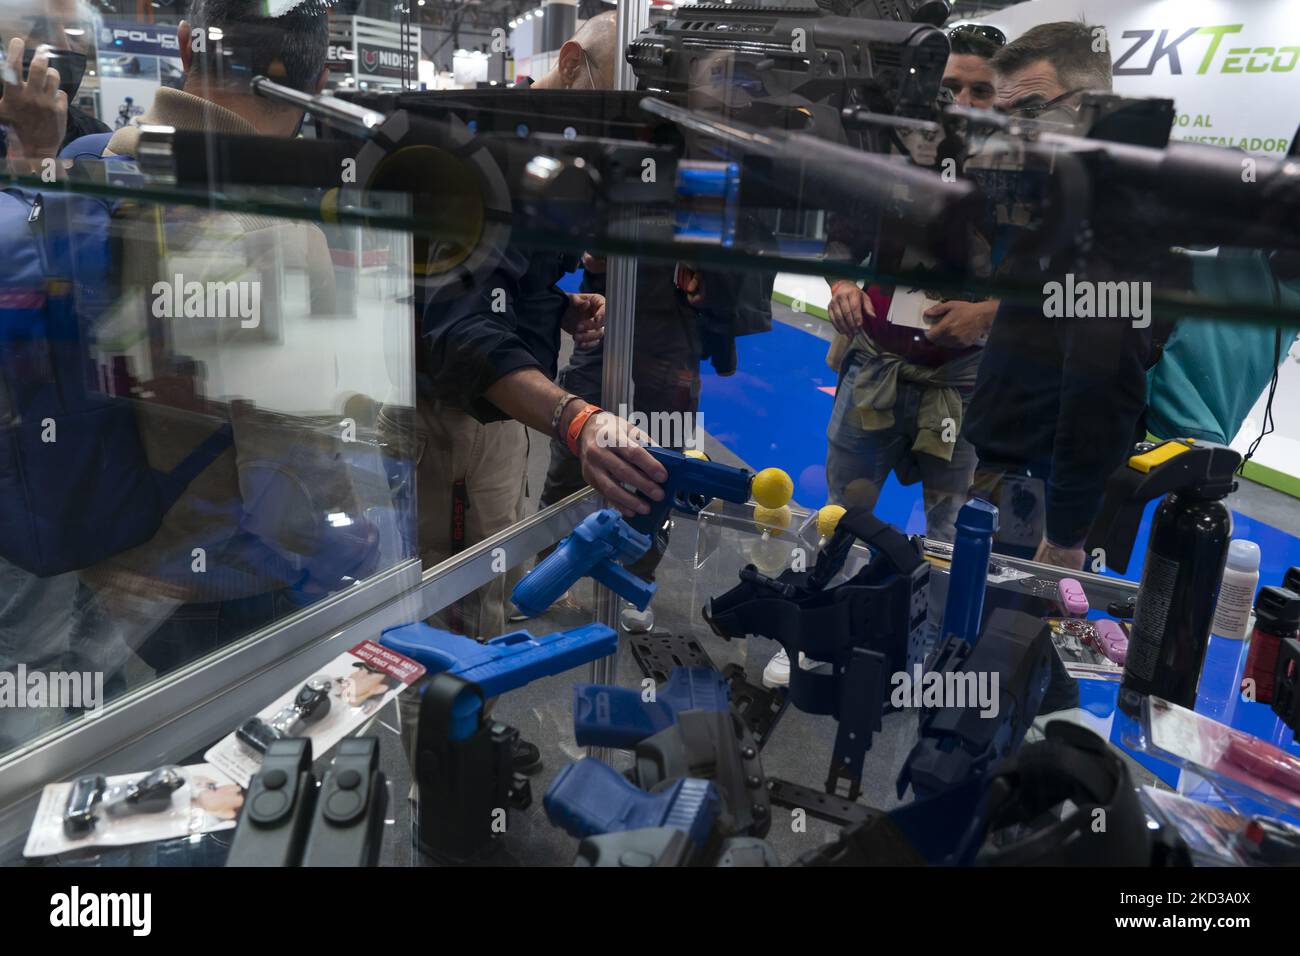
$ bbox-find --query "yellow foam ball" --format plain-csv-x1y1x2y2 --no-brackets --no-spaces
751,467,794,509
753,504,792,532
818,505,847,538
683,449,710,461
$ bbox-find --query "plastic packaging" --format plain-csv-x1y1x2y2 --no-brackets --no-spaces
1135,696,1300,817
23,763,241,858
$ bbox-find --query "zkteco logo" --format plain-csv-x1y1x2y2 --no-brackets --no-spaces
1114,24,1298,77
50,886,152,936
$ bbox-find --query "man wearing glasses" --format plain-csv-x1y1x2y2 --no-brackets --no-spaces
963,21,1153,570
989,20,1112,121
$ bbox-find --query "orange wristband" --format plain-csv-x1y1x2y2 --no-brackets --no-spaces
565,403,602,457
830,279,858,296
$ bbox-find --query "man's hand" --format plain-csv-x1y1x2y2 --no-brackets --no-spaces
1032,537,1087,571
0,38,68,162
923,299,997,349
826,280,874,338
681,267,706,309
562,292,605,348
566,406,668,517
581,252,607,274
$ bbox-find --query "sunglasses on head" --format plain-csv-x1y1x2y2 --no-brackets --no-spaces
947,23,1007,48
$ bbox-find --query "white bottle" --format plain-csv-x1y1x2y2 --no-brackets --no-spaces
1212,540,1261,640
1196,539,1260,722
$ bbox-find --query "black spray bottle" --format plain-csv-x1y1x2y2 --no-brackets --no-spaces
1086,439,1240,716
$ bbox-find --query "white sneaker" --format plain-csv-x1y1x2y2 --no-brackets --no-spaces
620,606,655,634
762,649,823,688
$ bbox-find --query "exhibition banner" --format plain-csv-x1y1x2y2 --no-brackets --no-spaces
96,19,182,127
984,0,1300,156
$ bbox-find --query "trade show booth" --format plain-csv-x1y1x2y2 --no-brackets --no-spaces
1,0,1299,893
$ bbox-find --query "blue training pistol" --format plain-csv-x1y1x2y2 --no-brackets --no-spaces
544,757,720,848
511,509,655,616
626,447,753,535
573,666,731,748
379,622,617,739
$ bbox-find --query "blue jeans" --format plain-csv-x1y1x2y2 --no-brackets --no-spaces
825,352,978,543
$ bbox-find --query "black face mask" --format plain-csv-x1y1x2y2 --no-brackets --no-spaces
0,46,88,100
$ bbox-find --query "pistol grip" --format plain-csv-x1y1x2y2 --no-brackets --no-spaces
590,559,656,611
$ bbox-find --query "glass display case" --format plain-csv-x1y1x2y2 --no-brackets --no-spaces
3,0,1300,873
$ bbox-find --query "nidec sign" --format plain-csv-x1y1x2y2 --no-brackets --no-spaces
326,43,354,73
357,43,416,79
1114,24,1299,77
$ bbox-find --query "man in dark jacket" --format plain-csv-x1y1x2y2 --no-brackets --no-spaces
963,22,1151,569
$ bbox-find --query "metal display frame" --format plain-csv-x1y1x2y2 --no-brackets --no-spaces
591,0,652,695
0,489,601,858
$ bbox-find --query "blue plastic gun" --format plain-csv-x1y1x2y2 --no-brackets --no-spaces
544,757,720,848
626,447,753,536
511,509,655,617
379,622,617,739
573,666,731,748
941,498,998,647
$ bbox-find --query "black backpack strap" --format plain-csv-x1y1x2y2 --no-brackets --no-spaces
808,506,922,590
152,421,235,510
838,507,924,575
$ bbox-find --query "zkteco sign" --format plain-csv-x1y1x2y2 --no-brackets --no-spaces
986,0,1300,156
357,43,416,79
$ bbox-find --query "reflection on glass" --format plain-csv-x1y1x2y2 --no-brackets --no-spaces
2,0,1299,798
0,0,416,758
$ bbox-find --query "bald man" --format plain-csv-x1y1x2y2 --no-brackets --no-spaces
529,10,617,90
